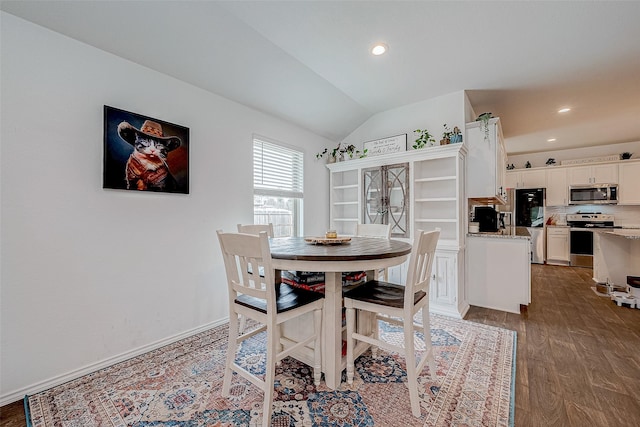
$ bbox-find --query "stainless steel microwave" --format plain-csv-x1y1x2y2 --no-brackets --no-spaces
569,184,618,205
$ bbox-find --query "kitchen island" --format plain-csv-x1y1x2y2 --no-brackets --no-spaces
593,229,640,288
466,228,531,314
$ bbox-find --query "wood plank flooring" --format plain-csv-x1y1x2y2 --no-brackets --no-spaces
466,264,640,427
2,264,639,426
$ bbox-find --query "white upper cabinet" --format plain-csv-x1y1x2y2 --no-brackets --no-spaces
466,117,507,202
567,164,618,185
545,167,569,206
619,160,640,205
506,169,546,189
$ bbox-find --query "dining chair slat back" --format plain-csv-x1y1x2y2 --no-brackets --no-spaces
355,223,392,280
237,223,274,237
355,223,391,238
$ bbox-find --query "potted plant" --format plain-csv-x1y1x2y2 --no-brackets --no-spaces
316,143,342,163
413,128,435,149
440,124,452,145
342,144,368,159
476,112,493,142
620,152,633,160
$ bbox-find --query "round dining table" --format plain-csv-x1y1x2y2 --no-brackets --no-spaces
269,236,412,390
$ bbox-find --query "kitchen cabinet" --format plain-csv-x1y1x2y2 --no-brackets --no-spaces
466,117,507,203
546,226,570,265
467,235,531,314
545,167,569,206
429,249,462,318
619,160,640,205
506,169,546,189
568,164,618,185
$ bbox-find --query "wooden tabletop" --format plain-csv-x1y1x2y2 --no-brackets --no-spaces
269,236,411,261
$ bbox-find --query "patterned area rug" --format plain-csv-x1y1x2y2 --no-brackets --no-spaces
26,314,516,426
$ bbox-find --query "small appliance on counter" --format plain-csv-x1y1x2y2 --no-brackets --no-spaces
474,206,499,232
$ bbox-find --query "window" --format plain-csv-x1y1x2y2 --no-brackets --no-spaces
253,137,303,237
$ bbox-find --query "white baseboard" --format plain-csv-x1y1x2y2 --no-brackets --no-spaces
0,318,229,407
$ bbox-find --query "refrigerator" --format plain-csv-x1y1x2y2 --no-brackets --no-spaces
503,188,546,264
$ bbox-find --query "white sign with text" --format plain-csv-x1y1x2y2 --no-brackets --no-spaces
364,134,407,157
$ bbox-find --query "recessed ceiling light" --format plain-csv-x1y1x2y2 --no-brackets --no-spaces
558,107,571,113
547,138,556,142
371,43,388,56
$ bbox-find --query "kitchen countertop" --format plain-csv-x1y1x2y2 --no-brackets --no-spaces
596,229,640,239
467,226,531,240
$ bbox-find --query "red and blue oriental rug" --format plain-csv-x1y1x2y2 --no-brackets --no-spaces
26,314,516,426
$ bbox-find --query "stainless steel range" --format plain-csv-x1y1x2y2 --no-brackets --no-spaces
566,213,617,267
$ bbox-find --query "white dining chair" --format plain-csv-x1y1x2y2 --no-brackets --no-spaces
217,230,323,426
237,223,274,237
344,228,440,418
355,223,391,280
355,223,391,239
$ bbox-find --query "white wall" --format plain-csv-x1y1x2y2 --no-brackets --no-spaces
0,12,332,403
341,91,467,151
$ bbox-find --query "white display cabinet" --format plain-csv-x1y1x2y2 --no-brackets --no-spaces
327,144,469,318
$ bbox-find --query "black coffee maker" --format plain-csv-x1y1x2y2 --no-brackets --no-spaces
474,206,499,232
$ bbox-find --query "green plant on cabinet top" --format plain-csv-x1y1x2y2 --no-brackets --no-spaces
413,128,436,149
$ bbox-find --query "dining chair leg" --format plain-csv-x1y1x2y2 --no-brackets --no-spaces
422,307,436,377
313,308,322,385
222,309,239,397
345,306,356,384
262,323,277,427
238,314,246,334
370,312,379,358
404,315,421,418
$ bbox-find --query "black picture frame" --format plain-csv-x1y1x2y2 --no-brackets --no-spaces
103,106,189,194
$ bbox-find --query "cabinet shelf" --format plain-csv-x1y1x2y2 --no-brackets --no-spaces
333,218,359,222
415,197,456,202
333,201,358,206
414,176,456,183
333,184,359,190
415,218,457,223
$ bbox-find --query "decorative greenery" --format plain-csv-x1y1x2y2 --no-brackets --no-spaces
316,143,343,162
476,112,493,142
343,144,368,159
525,161,532,168
316,142,367,161
546,158,556,166
506,163,515,170
413,128,435,149
620,152,633,160
441,124,452,144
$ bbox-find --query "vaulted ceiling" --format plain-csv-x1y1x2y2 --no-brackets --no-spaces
2,1,640,154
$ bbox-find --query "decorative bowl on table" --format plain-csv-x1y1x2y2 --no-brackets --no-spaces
304,236,352,245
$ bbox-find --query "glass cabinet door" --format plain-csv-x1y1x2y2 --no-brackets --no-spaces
362,163,409,238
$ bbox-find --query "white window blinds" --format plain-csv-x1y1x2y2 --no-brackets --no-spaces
253,138,303,198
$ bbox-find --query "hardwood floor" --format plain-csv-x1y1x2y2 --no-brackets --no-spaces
466,264,640,427
2,264,639,426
